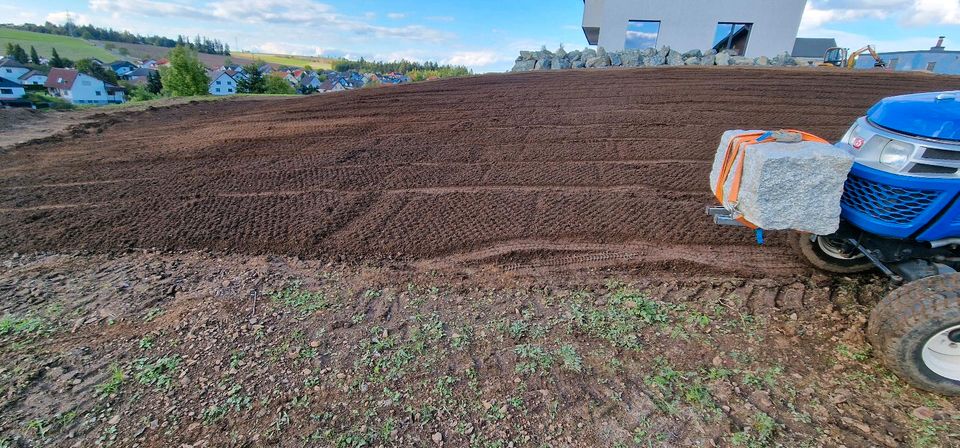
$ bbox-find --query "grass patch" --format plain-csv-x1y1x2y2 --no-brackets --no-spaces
0,315,46,338
557,345,583,372
645,360,718,414
0,27,116,61
514,344,553,375
134,355,181,390
269,282,330,316
731,411,780,447
96,363,125,396
568,287,669,349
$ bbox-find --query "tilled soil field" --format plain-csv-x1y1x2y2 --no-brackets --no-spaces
4,68,960,447
4,68,959,276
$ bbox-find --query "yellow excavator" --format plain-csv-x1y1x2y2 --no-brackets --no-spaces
820,45,887,69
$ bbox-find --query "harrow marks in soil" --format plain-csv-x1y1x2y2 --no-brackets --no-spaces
2,68,959,275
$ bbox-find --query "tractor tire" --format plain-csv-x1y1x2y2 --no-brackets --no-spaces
868,273,960,396
791,231,873,274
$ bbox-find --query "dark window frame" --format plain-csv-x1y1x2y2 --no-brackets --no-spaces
713,22,754,55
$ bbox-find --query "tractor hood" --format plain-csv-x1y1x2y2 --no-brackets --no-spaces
867,91,960,142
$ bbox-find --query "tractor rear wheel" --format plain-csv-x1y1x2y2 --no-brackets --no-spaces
868,273,960,396
792,231,873,274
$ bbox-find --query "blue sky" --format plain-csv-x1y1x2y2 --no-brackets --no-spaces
1,0,958,72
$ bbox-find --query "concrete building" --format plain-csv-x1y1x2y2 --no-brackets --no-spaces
581,0,808,57
855,37,960,74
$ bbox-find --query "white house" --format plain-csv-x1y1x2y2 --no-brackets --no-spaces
0,59,30,81
18,70,47,86
44,68,125,105
0,76,26,100
209,70,238,95
581,0,808,57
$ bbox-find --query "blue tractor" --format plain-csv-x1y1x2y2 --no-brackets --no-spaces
723,91,960,395
798,91,960,395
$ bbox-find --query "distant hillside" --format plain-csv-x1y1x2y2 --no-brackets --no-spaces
4,25,334,71
92,41,333,69
0,27,116,61
230,52,333,69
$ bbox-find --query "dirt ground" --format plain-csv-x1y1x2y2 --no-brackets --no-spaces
0,96,291,150
2,68,960,447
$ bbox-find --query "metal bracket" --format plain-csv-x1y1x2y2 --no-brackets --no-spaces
706,206,746,227
847,238,903,283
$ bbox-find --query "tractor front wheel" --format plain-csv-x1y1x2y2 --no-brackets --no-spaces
792,232,874,274
869,273,960,396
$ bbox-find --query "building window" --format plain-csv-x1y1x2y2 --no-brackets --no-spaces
216,80,221,85
216,88,221,92
95,91,102,96
4,68,10,73
0,88,11,94
624,20,661,50
713,22,753,55
927,61,937,71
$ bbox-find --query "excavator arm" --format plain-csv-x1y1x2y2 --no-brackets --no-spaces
846,45,886,69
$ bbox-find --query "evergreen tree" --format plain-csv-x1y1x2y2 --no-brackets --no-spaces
13,44,29,64
147,70,163,94
50,48,65,68
5,43,14,58
29,46,40,64
237,62,265,93
160,45,209,96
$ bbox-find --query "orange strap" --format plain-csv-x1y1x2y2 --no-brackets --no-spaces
714,130,829,229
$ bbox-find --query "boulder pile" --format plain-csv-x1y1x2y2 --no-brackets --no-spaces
512,46,800,72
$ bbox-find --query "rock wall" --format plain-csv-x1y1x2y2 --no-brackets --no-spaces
511,46,806,72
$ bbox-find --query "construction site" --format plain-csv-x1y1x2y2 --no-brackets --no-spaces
2,67,960,447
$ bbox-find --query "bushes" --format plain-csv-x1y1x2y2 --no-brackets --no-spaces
23,92,73,109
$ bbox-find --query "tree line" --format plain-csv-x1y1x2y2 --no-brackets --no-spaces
331,57,470,76
6,42,76,71
8,22,230,55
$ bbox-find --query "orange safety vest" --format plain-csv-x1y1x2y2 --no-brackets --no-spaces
714,130,829,229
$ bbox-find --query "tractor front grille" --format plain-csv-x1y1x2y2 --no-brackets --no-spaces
841,174,941,225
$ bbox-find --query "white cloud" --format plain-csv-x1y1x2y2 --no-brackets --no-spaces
386,12,407,20
44,11,93,25
88,0,452,42
625,31,658,40
799,1,891,30
902,0,960,25
90,0,210,19
801,0,960,30
441,50,512,69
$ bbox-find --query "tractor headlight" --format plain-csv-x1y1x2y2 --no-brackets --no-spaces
879,140,914,170
841,124,859,145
